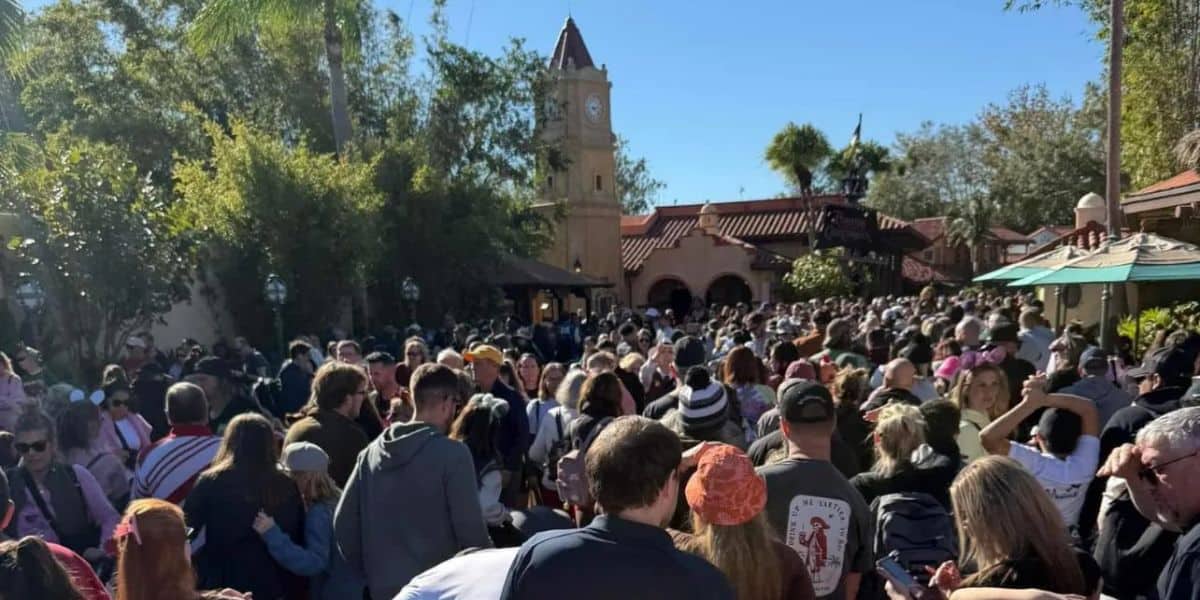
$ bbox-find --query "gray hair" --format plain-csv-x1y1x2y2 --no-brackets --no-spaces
1137,407,1200,454
955,316,982,339
436,348,464,367
556,369,588,410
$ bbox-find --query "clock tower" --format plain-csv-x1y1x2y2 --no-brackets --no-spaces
536,17,622,310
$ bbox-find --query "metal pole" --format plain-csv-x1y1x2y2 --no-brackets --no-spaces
1099,0,1123,352
274,306,284,362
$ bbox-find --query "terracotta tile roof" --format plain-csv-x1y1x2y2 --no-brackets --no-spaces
1129,170,1200,196
620,195,921,272
549,17,595,70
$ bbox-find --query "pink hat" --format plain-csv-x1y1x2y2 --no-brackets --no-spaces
934,355,962,381
684,445,767,526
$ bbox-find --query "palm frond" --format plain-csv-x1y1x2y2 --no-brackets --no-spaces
0,0,26,66
189,0,318,53
1175,129,1200,172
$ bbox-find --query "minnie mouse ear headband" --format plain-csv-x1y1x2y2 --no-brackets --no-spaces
69,389,107,406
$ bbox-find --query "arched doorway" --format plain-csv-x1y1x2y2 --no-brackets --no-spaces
706,274,753,307
647,278,693,316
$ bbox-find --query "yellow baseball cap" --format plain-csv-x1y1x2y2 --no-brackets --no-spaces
464,344,503,364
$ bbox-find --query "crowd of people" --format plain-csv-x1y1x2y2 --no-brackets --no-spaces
1,288,1200,599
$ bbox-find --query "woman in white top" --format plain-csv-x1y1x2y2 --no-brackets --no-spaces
527,370,587,505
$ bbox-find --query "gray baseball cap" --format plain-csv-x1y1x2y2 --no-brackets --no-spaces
281,441,329,473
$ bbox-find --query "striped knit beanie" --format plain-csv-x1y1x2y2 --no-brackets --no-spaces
679,369,729,432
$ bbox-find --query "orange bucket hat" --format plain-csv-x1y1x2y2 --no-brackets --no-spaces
684,444,766,526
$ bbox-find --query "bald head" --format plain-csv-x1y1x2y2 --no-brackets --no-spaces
883,358,916,391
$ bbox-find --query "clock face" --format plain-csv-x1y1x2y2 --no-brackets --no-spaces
585,94,603,123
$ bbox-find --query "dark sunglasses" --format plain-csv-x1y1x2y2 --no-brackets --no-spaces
110,399,127,408
15,440,49,454
1138,451,1199,486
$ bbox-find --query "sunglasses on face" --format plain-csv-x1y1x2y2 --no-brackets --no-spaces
16,440,49,454
1139,451,1199,487
110,399,127,408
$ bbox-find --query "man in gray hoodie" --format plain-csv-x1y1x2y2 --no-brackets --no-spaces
334,363,491,599
1062,348,1134,428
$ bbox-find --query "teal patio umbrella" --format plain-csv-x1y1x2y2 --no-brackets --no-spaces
973,245,1089,283
1009,233,1200,286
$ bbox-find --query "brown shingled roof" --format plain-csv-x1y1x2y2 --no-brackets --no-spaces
549,17,595,70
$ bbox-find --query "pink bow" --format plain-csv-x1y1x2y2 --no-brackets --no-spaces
960,347,1006,371
115,513,142,546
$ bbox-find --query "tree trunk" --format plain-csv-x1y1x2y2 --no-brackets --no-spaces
324,0,352,156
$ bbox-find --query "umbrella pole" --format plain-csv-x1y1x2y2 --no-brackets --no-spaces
1133,292,1141,358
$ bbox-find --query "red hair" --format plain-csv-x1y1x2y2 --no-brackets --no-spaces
116,499,197,600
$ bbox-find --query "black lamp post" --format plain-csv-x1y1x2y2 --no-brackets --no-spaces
264,274,288,360
401,276,421,325
841,159,868,204
15,278,45,346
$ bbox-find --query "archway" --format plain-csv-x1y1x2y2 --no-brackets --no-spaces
706,274,753,307
647,278,693,316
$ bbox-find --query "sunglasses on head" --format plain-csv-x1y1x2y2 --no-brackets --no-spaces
15,440,48,454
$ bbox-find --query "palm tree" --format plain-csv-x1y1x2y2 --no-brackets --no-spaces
765,122,832,195
0,0,23,63
189,0,359,156
946,196,994,277
1176,129,1200,172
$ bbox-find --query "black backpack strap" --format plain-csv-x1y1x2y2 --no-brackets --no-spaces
554,412,564,441
19,467,65,540
85,453,106,470
113,421,133,453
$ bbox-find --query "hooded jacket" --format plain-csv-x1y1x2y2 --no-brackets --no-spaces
1061,376,1135,429
334,422,491,599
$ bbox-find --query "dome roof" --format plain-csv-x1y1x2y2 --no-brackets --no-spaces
1076,192,1105,209
699,202,717,215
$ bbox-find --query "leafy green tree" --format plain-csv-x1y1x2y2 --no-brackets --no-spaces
977,84,1105,232
189,0,362,156
1,133,194,380
765,122,833,195
1008,0,1200,188
173,120,383,336
865,122,990,221
782,249,861,300
947,195,996,277
615,135,665,214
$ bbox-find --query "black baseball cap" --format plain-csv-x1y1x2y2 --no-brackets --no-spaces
1079,348,1110,372
1127,345,1194,382
193,357,233,379
778,378,835,424
674,336,707,370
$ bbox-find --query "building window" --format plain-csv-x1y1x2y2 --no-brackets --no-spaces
546,175,554,189
595,175,603,191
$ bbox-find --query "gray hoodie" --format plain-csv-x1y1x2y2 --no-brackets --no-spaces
334,422,491,599
1062,376,1135,429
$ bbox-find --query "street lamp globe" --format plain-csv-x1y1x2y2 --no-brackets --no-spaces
15,279,46,312
264,274,288,305
401,277,421,302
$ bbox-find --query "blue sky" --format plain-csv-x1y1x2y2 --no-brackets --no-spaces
26,0,1103,208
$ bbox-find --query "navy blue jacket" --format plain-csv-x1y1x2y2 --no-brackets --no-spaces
489,379,530,472
499,515,734,600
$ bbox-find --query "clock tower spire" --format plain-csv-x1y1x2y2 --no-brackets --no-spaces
536,17,622,310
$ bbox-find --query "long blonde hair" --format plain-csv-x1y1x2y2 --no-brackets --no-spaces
680,513,783,600
873,403,926,476
949,364,1009,420
951,456,1086,594
291,470,341,509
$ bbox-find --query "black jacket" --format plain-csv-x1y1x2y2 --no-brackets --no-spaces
184,468,304,600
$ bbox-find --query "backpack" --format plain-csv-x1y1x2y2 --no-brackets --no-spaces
544,412,571,481
251,377,285,417
872,492,958,580
555,417,613,507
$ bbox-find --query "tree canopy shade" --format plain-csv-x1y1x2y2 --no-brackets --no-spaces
1,133,194,380
172,120,383,336
188,0,363,156
765,122,833,196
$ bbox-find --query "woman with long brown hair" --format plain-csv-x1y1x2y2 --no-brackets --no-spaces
115,498,249,600
928,456,1094,597
183,413,304,600
0,536,85,600
672,444,815,600
949,364,1009,463
722,346,776,438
